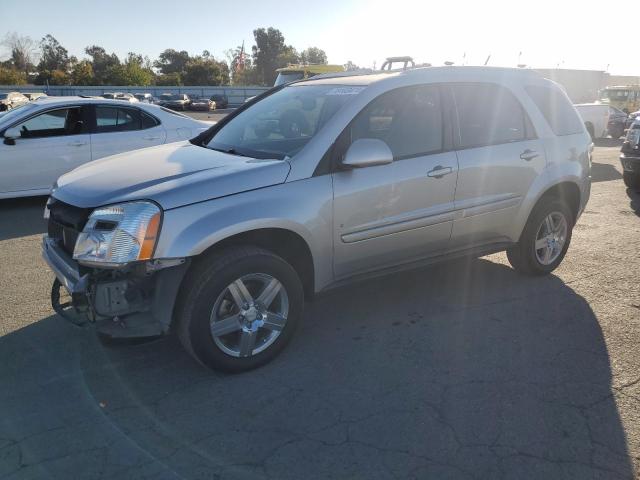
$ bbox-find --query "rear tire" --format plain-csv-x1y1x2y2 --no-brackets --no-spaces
176,246,304,372
623,171,640,191
507,199,574,275
609,125,624,139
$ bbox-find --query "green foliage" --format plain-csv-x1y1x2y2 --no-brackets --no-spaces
71,60,94,85
154,49,190,76
27,27,331,87
300,47,327,65
0,66,27,85
252,27,299,85
183,55,230,86
49,69,70,85
38,35,71,72
232,66,260,86
84,45,120,84
156,72,182,86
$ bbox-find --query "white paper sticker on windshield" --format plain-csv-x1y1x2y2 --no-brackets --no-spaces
325,87,365,96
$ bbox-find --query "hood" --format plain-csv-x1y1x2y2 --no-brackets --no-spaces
53,142,291,210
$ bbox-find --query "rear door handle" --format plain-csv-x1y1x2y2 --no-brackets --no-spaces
143,136,160,141
427,166,453,178
68,141,87,147
520,149,539,161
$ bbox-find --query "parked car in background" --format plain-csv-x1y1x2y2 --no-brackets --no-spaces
620,117,640,190
626,110,640,129
41,67,591,372
599,85,640,113
574,103,624,139
133,93,155,103
164,94,191,111
0,92,29,111
157,93,173,106
189,96,214,111
102,92,139,103
607,106,628,139
23,92,48,101
210,94,228,109
0,97,210,199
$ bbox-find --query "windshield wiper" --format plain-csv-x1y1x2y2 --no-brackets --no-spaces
208,146,250,157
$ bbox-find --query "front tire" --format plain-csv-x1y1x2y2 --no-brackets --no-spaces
176,246,304,372
623,171,640,191
507,199,574,275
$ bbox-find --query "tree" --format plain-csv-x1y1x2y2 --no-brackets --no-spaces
300,47,327,65
38,35,70,72
277,45,300,69
156,72,182,86
183,55,229,85
0,66,27,85
107,53,155,86
154,49,190,76
2,32,38,77
71,60,94,85
49,69,70,85
231,66,259,86
252,27,292,85
84,45,120,84
344,60,360,71
226,45,252,71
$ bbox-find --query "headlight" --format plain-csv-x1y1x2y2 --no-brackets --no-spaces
73,201,161,267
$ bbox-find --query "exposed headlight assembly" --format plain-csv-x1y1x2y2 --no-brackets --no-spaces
73,201,161,267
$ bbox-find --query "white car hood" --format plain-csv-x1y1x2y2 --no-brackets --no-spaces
53,141,291,210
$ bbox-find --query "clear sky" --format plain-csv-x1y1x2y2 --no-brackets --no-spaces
1,0,636,75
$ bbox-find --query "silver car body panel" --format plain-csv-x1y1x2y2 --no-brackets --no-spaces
50,67,592,294
53,142,291,209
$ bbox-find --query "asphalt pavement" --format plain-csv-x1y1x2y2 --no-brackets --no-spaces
0,139,638,479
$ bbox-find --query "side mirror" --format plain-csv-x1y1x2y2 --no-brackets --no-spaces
341,138,393,169
3,127,21,145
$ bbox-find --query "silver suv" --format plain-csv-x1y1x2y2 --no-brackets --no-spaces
42,67,592,372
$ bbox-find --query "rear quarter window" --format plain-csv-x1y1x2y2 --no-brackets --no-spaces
525,85,584,136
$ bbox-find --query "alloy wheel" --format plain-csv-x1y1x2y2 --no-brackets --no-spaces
209,273,289,358
534,212,568,265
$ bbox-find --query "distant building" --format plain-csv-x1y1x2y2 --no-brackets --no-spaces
534,69,640,104
535,69,606,103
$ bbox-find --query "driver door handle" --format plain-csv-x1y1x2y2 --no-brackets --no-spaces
427,166,453,178
143,136,161,141
68,141,87,147
520,149,539,161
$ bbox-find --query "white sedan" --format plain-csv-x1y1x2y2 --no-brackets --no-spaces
0,97,213,199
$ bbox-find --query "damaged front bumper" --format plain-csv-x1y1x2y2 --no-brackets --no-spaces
42,236,189,338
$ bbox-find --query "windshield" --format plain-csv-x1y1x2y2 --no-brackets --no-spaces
274,71,305,86
0,103,37,123
602,89,631,101
206,84,363,160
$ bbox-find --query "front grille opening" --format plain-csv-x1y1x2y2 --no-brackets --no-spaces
47,200,92,255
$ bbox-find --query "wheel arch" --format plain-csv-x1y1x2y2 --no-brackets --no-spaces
192,227,316,300
533,181,581,224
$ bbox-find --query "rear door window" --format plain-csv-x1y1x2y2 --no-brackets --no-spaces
94,106,156,133
452,83,529,148
525,85,584,136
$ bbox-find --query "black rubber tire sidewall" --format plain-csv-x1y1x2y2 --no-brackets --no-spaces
508,199,574,275
623,171,640,191
177,247,304,373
